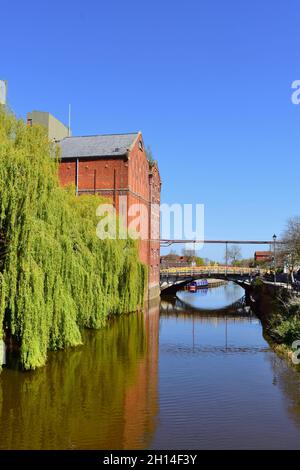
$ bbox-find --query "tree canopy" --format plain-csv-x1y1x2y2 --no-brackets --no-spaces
225,245,242,265
0,109,146,370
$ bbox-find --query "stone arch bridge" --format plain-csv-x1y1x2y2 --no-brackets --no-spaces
160,266,261,295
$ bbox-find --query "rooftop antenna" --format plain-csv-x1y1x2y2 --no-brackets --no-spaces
68,104,71,137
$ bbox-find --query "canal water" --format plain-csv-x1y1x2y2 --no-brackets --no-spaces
1,281,300,449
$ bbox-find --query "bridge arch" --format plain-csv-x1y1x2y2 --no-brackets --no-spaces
160,267,257,295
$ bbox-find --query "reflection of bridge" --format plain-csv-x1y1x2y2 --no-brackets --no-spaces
160,296,251,317
160,266,262,295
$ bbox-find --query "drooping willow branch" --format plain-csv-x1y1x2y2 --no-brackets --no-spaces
0,109,147,370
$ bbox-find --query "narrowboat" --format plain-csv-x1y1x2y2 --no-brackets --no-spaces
188,279,209,292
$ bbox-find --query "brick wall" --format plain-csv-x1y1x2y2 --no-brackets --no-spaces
58,133,161,298
59,157,128,193
148,164,161,296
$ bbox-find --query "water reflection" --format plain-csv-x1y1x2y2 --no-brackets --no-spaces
1,288,300,449
152,298,300,449
268,354,300,428
0,300,160,450
177,281,244,311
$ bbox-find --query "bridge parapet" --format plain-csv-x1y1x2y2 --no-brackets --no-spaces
159,266,263,295
160,266,264,277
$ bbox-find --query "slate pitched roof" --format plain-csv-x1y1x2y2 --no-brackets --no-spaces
59,133,139,159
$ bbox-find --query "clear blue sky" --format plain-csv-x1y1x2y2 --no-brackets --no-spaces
2,0,300,261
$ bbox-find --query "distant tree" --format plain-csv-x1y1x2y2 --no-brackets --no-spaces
181,247,196,265
233,258,255,268
205,258,220,266
225,245,242,266
164,250,178,260
280,216,300,282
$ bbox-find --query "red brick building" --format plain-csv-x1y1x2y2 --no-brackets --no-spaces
254,251,272,263
58,132,161,299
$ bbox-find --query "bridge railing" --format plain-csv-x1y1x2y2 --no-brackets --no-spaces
160,266,264,277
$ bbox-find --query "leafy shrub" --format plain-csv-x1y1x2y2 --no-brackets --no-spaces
269,297,300,346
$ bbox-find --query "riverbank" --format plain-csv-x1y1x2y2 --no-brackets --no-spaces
183,279,227,290
200,278,227,288
248,279,300,369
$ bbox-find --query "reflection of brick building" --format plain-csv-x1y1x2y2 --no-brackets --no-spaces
123,300,160,449
58,133,161,299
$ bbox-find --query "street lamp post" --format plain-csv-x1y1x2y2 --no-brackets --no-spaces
225,242,228,278
273,234,277,286
287,253,294,287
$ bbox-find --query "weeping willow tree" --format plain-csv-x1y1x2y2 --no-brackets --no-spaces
0,109,147,370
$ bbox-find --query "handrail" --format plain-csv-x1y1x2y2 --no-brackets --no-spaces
160,266,264,275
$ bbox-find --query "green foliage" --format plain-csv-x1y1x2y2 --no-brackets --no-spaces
253,278,265,289
0,110,146,370
269,297,300,346
271,316,300,346
145,145,156,168
204,258,220,266
232,258,255,268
